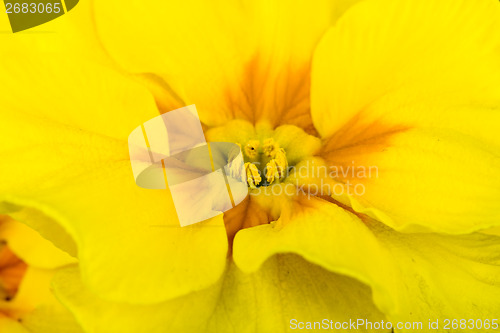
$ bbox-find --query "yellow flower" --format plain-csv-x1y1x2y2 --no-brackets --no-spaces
1,0,500,332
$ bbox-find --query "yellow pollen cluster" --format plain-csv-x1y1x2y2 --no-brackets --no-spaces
266,148,288,183
263,138,279,157
245,162,262,189
242,138,288,188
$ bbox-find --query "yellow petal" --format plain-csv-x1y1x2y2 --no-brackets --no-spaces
370,221,500,331
16,269,84,333
6,208,77,260
93,0,362,131
320,127,500,233
53,264,223,333
53,256,386,333
0,216,76,270
233,196,399,315
21,302,84,333
0,266,83,333
0,41,227,303
482,226,500,237
2,267,55,318
232,195,500,327
0,317,29,333
206,255,388,333
311,0,500,232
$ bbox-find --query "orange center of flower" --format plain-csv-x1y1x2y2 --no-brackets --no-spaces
0,240,27,318
206,121,321,246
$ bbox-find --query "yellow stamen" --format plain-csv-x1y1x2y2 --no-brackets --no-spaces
275,148,288,178
265,159,279,184
245,162,261,189
265,148,288,183
241,138,289,187
263,138,280,157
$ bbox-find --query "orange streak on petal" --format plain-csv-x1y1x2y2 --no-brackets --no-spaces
320,111,411,183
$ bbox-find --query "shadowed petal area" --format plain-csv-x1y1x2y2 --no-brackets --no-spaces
311,0,500,233
0,216,75,270
0,38,228,304
52,254,388,333
233,196,400,316
232,196,500,327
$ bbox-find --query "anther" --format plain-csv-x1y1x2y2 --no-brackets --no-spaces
245,162,262,189
265,148,288,183
263,138,279,158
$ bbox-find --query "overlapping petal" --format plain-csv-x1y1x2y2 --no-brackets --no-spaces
232,197,500,330
370,221,500,332
53,254,387,333
0,37,228,304
233,195,399,315
93,0,362,132
0,216,75,270
311,0,500,233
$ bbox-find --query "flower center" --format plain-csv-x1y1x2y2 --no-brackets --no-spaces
243,138,289,189
206,120,322,243
206,120,321,190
